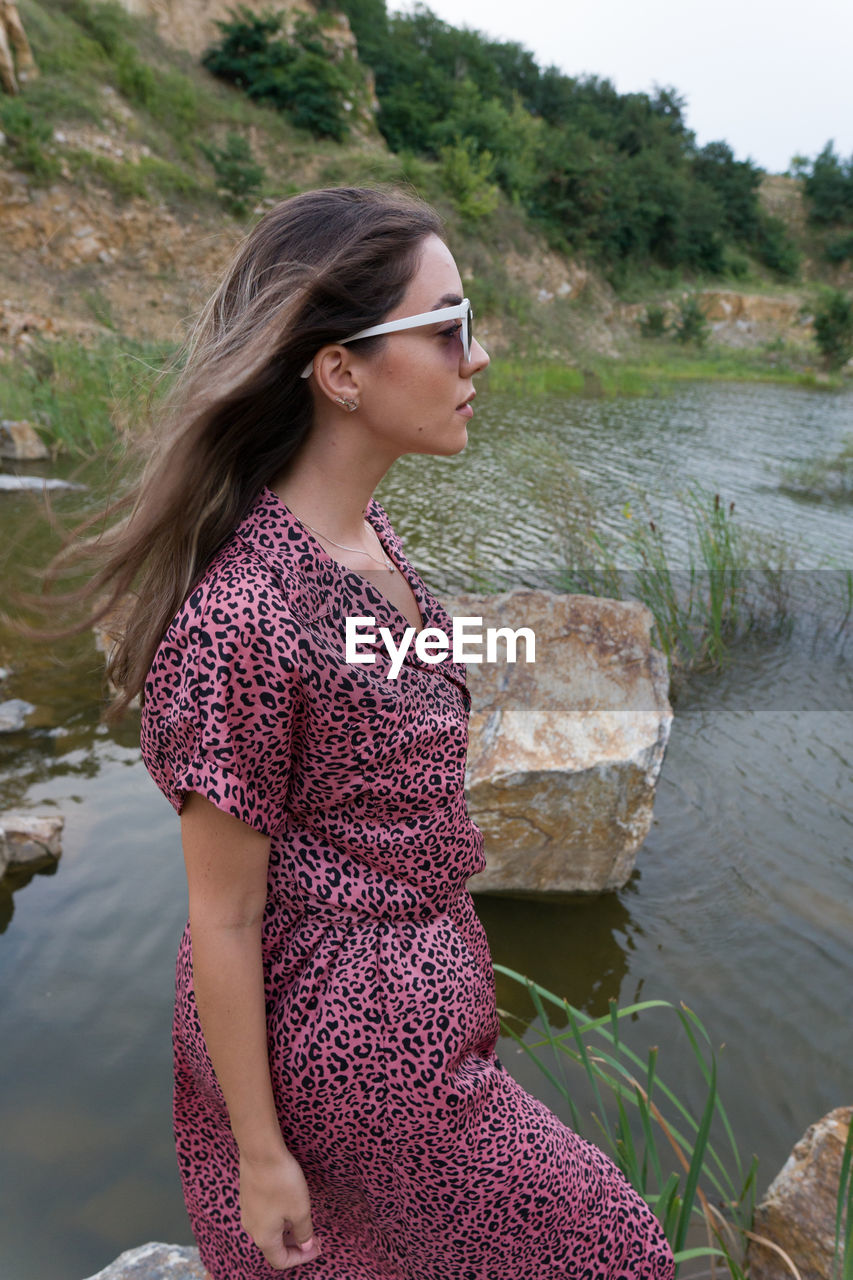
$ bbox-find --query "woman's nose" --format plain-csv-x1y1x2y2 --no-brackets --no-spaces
465,338,490,373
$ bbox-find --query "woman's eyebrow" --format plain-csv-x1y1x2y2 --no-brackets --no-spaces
432,293,463,309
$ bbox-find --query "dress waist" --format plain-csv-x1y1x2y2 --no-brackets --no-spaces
299,885,467,928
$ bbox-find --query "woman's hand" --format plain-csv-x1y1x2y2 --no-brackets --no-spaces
240,1147,323,1270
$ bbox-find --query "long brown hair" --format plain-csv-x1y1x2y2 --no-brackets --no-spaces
36,186,444,720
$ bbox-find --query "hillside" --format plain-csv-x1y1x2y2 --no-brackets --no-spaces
0,0,849,386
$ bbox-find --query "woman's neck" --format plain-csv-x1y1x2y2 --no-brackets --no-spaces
270,458,382,548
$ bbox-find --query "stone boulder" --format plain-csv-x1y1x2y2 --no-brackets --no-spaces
0,0,37,96
0,696,34,731
0,475,83,491
115,0,308,58
0,417,48,459
83,1243,206,1280
446,588,672,894
0,811,64,878
747,1106,852,1280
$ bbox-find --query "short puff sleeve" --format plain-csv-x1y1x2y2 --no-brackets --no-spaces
140,571,301,838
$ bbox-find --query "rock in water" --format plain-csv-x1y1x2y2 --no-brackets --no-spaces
82,1243,207,1280
0,418,48,460
747,1106,852,1280
0,474,84,491
0,698,35,731
0,812,64,877
446,588,673,895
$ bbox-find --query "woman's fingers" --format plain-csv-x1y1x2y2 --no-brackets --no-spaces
240,1149,322,1270
259,1227,322,1270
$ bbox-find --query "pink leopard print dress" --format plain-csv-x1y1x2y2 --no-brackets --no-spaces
140,485,675,1280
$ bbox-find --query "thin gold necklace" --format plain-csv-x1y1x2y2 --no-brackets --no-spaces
297,513,396,574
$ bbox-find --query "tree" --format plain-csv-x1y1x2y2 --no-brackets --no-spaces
802,141,853,226
691,141,762,241
202,9,353,141
813,289,853,370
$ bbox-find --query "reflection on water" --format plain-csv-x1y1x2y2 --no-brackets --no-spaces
1,382,852,1279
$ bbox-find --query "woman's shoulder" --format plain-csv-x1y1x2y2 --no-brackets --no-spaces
174,537,283,630
144,535,305,713
155,532,310,678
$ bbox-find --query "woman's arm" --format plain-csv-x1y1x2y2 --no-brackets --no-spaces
180,790,321,1270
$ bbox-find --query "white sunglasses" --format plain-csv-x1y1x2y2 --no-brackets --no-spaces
300,298,473,379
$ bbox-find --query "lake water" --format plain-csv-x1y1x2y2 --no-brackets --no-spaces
1,380,851,1279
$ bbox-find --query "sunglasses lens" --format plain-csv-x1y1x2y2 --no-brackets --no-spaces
466,304,473,360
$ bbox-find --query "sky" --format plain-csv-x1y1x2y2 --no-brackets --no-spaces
387,0,853,175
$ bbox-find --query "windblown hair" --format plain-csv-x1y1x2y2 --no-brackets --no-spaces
37,186,444,720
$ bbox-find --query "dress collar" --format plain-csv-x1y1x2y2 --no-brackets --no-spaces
232,485,469,689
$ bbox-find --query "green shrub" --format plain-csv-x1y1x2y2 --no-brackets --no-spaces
199,132,264,214
753,211,800,278
71,149,148,201
721,245,751,280
275,49,351,140
70,150,204,205
0,97,60,182
638,305,668,338
438,141,499,224
149,69,199,139
113,45,157,108
673,295,710,346
824,231,853,264
813,288,853,370
202,8,352,141
801,140,853,226
67,0,130,57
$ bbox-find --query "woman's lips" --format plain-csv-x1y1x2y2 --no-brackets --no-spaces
456,402,474,419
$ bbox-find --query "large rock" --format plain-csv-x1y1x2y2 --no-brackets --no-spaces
116,0,309,58
747,1106,852,1280
0,474,84,491
0,811,64,878
83,1242,206,1280
446,589,672,894
0,0,38,95
616,289,812,350
0,696,34,730
0,417,48,459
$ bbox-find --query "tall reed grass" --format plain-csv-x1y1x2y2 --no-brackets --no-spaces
546,480,839,697
495,967,851,1279
0,335,169,457
777,434,853,503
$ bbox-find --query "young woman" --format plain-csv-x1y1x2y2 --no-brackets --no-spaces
93,187,674,1278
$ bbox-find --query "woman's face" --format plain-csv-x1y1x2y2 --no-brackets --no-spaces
344,234,490,459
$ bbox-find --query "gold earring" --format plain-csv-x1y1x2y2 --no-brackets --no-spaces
335,396,359,412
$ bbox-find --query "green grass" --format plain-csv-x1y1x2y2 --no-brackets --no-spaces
496,969,758,1277
67,148,208,205
497,967,853,1280
13,0,307,205
777,434,853,502
836,1118,853,1280
485,346,845,398
541,478,841,699
0,334,171,456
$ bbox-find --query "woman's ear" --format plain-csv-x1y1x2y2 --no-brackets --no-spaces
312,346,361,410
